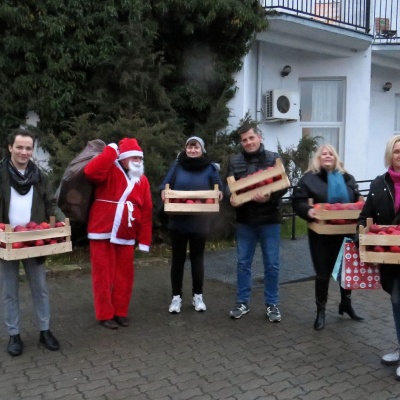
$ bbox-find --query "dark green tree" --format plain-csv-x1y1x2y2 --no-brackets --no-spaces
0,0,267,240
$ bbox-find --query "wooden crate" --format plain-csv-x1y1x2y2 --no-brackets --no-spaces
0,217,72,261
164,184,219,215
307,199,362,235
226,158,290,206
359,218,400,264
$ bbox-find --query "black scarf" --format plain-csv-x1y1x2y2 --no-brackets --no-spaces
177,151,211,170
7,158,40,195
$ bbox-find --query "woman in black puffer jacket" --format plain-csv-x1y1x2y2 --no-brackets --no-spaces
293,144,363,331
357,135,400,380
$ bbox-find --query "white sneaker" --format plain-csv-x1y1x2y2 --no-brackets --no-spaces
169,295,182,313
192,294,206,312
396,365,400,381
382,349,400,366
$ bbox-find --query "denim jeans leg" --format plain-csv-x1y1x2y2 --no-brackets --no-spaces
236,223,258,305
259,224,280,305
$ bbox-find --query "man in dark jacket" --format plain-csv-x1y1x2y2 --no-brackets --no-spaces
227,123,287,321
0,129,65,356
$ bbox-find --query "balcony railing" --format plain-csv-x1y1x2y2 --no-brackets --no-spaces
262,1,400,44
373,0,399,43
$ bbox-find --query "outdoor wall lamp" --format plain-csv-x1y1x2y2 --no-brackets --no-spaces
383,82,392,92
281,65,292,77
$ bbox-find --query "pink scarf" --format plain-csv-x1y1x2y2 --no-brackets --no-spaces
388,167,400,212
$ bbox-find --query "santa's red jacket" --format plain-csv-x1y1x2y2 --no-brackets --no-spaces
84,145,152,251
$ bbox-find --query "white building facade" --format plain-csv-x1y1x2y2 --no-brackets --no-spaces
228,0,400,186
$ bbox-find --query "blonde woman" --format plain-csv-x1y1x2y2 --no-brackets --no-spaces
293,144,363,330
358,135,400,380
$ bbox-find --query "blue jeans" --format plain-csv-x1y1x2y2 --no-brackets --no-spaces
235,223,280,306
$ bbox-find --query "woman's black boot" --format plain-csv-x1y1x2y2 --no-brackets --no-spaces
314,304,326,331
314,278,329,331
339,288,364,321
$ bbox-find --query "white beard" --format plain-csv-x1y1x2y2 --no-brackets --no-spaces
128,161,144,181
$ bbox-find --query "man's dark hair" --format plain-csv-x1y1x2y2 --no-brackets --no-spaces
8,128,36,147
238,122,261,136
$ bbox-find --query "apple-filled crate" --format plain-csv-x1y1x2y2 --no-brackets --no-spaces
307,199,364,235
164,184,219,214
0,217,72,261
359,218,400,264
226,159,290,206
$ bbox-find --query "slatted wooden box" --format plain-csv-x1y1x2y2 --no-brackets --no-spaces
307,199,363,235
0,217,72,261
226,159,290,206
359,218,400,264
164,184,219,215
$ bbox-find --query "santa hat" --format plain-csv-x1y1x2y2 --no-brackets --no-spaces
118,138,144,160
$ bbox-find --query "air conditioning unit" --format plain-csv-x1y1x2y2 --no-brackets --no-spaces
265,89,300,121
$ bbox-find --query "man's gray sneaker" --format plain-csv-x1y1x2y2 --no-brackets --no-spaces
382,349,400,366
230,303,249,319
266,304,281,322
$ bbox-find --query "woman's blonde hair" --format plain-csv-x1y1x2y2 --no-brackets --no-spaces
307,144,346,173
384,135,400,168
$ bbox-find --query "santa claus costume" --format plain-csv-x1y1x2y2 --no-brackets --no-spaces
84,138,152,328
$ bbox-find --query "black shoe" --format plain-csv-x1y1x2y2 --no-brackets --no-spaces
7,334,23,356
338,302,364,321
314,309,325,331
100,319,119,330
114,316,129,327
39,330,60,351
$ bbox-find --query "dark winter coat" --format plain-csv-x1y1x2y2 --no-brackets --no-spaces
160,157,223,234
357,172,400,294
226,145,287,225
0,158,65,224
293,168,361,222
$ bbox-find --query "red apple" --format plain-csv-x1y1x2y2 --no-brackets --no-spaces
194,199,202,204
205,198,214,204
392,230,400,235
55,221,65,227
12,242,24,249
186,200,194,204
49,239,58,245
378,231,388,235
13,225,28,232
369,224,381,233
386,226,396,234
390,246,400,253
0,223,5,230
35,239,45,246
373,245,386,252
39,222,51,229
25,221,38,230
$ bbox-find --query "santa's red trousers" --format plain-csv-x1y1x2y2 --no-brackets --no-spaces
89,240,135,321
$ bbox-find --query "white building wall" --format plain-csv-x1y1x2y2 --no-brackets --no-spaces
369,66,400,178
228,41,378,182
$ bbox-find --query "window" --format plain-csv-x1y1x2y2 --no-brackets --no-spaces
396,94,400,134
300,79,345,154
